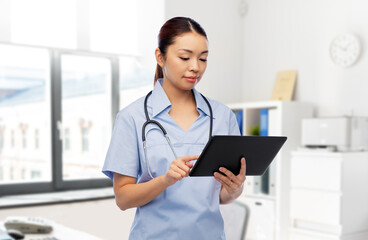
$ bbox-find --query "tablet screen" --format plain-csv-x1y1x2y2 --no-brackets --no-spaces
189,135,287,177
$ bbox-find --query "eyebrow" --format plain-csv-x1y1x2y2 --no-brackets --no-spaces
178,49,209,54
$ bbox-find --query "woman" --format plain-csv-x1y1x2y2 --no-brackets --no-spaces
102,16,246,239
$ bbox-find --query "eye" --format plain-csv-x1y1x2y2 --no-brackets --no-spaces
180,57,189,61
200,58,207,62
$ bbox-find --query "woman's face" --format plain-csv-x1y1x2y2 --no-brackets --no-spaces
157,32,209,91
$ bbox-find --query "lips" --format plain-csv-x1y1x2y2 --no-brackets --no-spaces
184,76,199,83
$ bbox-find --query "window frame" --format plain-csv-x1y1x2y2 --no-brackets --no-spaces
0,45,121,196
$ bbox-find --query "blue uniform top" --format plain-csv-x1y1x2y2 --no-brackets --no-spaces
102,79,240,240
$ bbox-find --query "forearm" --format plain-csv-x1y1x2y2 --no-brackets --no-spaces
114,175,169,210
219,184,244,204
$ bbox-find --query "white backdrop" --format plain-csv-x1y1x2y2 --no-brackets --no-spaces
165,0,245,104
241,0,368,117
166,0,368,117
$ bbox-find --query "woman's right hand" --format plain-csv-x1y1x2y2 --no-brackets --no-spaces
164,155,199,186
113,155,198,210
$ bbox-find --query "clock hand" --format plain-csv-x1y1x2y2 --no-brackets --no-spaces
345,42,354,49
337,45,346,51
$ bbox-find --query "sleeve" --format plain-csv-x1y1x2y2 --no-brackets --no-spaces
228,109,241,136
102,109,140,180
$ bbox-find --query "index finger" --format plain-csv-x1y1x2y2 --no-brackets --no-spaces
179,155,199,163
238,157,246,176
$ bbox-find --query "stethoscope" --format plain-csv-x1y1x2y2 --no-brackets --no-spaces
142,90,213,179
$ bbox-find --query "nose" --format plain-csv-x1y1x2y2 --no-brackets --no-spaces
189,59,199,72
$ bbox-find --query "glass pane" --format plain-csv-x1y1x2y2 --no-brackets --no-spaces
10,0,76,49
119,57,153,109
61,55,111,180
0,44,51,184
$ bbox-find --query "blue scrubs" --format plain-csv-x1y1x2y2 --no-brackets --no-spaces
102,79,240,239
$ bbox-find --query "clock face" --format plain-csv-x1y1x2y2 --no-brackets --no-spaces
329,34,361,67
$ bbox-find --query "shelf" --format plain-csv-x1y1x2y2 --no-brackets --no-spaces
228,100,282,109
228,100,314,240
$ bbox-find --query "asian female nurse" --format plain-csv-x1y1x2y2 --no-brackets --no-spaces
102,16,246,239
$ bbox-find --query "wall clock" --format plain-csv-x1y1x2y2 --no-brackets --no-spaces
329,33,361,67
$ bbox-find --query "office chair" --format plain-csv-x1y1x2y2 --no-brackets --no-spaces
220,200,250,240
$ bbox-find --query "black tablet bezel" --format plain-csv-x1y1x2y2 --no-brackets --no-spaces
189,135,287,177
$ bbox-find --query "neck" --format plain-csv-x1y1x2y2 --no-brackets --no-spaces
161,79,195,107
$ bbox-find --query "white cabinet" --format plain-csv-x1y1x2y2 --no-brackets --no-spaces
228,101,314,240
290,151,368,240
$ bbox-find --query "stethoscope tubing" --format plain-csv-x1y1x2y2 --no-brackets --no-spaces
142,90,213,179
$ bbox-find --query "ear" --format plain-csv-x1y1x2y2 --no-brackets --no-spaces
155,48,165,68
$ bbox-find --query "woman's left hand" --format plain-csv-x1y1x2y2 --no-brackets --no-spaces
214,157,246,195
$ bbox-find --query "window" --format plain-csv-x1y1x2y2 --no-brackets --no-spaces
0,44,52,185
21,169,26,179
10,167,14,180
0,127,4,151
0,0,164,196
61,54,112,180
64,128,70,151
35,129,39,149
11,130,14,148
31,171,41,179
119,56,152,109
21,129,27,149
0,44,157,195
81,127,89,152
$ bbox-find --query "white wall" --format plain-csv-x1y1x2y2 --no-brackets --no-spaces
241,0,368,117
164,0,368,117
165,0,245,104
0,0,11,42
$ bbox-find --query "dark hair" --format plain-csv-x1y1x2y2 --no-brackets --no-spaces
154,17,207,84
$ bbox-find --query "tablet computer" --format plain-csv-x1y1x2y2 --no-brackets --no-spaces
189,135,287,177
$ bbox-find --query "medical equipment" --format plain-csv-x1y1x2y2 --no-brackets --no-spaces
142,91,213,179
301,117,368,151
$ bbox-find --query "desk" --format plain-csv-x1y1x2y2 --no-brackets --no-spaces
1,222,102,240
